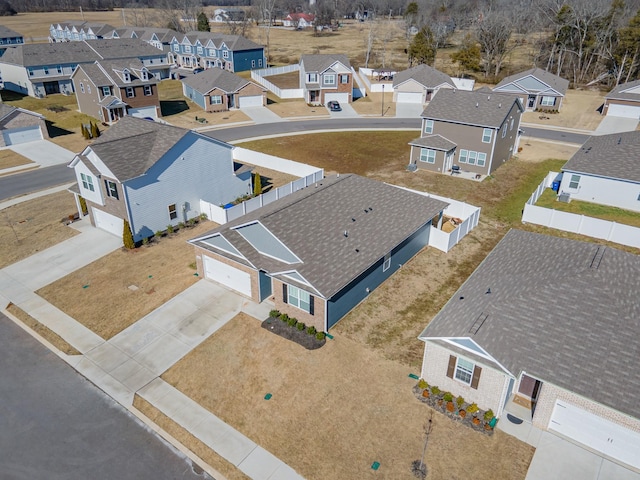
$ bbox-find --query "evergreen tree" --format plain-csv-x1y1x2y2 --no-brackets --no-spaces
451,34,482,73
81,123,89,139
253,172,262,196
197,11,210,32
408,26,437,66
91,122,100,138
123,219,135,249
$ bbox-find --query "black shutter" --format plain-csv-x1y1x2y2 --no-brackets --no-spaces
471,366,482,390
309,296,314,316
282,284,288,303
446,355,456,379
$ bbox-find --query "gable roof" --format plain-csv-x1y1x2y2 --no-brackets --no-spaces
181,67,252,95
0,104,44,123
53,21,116,37
422,89,523,128
561,130,640,184
409,134,457,152
0,25,22,38
494,67,569,96
180,32,262,51
77,59,155,88
420,229,640,420
85,116,192,181
300,54,351,73
393,64,455,89
605,79,640,102
191,174,448,298
85,38,166,59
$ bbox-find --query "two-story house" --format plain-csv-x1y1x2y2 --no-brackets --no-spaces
49,21,116,43
71,60,161,123
107,27,180,52
0,25,24,57
169,32,265,73
299,54,353,105
408,89,524,177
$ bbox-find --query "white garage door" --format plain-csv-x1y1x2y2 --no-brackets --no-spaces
93,208,124,237
128,106,158,119
606,103,640,118
204,256,252,297
549,399,640,469
324,92,350,104
2,125,43,146
397,91,423,104
238,95,264,108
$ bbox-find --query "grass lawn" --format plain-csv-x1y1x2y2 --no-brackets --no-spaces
0,191,78,269
0,149,34,170
264,71,299,89
535,188,640,227
521,90,605,131
161,313,535,480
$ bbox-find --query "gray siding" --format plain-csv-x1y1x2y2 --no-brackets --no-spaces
183,84,206,109
488,101,521,173
124,134,251,241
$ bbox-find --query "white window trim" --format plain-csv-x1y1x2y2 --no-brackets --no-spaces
383,253,391,272
80,173,94,192
454,357,474,385
323,74,336,85
143,85,152,96
419,148,436,164
477,152,487,167
340,74,349,84
569,174,580,189
223,50,229,58
210,95,222,105
502,123,507,138
168,204,177,220
102,86,110,97
541,96,556,106
424,119,434,134
459,149,468,163
126,87,135,98
287,285,311,312
79,82,84,93
482,128,492,143
307,73,318,83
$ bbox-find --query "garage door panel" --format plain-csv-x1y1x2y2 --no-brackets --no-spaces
607,103,640,118
204,256,252,297
397,92,423,104
128,106,158,119
238,95,263,108
93,208,124,237
2,125,43,145
324,92,349,104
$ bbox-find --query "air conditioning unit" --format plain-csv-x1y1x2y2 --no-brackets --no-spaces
558,192,571,203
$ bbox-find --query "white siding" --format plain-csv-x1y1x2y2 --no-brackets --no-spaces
125,134,251,241
74,161,104,205
0,63,34,96
559,172,640,213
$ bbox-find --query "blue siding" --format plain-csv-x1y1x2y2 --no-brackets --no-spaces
326,222,432,329
259,271,272,301
183,84,206,109
232,49,265,72
124,134,251,241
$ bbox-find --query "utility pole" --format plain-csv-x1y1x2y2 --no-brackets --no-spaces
381,84,384,117
80,6,84,21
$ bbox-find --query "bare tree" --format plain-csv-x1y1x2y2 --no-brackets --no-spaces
475,9,515,77
253,0,277,64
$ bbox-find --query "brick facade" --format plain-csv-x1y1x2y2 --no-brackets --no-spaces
194,246,261,302
0,110,49,146
120,84,161,117
603,98,640,115
272,278,325,332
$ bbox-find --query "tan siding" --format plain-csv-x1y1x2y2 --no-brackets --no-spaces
204,87,229,113
72,71,103,120
488,102,521,174
410,146,447,173
431,121,493,175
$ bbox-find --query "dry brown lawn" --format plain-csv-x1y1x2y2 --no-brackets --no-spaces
266,100,328,118
0,191,78,269
0,150,34,170
517,138,580,162
264,71,299,89
351,91,396,116
244,165,298,191
36,221,216,340
170,108,253,129
522,90,605,131
163,314,534,480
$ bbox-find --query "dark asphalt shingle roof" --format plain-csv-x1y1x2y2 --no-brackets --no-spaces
562,131,640,183
300,54,351,73
420,229,640,419
85,38,166,59
494,67,569,95
605,79,640,102
393,64,455,89
0,103,17,121
181,31,262,51
181,67,251,94
192,174,448,298
422,89,523,128
0,25,22,38
409,134,457,151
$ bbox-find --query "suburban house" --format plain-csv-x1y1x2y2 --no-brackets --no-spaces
0,103,49,146
0,25,24,56
418,229,640,471
0,39,169,98
299,54,353,105
169,32,265,72
181,67,266,112
71,59,161,123
392,64,455,104
558,130,640,213
602,79,640,118
107,27,180,52
283,13,315,28
49,21,116,42
67,116,252,241
408,89,524,176
189,174,448,332
212,8,246,23
493,67,569,111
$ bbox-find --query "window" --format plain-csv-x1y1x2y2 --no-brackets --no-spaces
459,149,468,163
340,74,349,84
197,46,203,54
57,65,62,74
209,49,216,57
383,253,391,272
251,59,255,68
210,95,222,105
122,71,131,82
80,173,94,192
141,70,149,80
501,123,507,138
126,87,135,98
288,285,311,312
510,118,514,131
143,85,152,96
43,66,49,75
324,74,336,85
569,174,580,189
477,152,487,167
455,358,474,385
173,43,179,52
419,148,436,164
79,82,84,93
168,204,177,220
258,59,263,67
223,50,229,58
541,96,556,106
28,68,34,77
482,128,492,143
467,151,477,165
105,180,118,200
307,73,318,83
424,119,434,134
185,45,192,53
102,86,110,97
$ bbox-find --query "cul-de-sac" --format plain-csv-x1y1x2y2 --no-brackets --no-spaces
1,1,639,479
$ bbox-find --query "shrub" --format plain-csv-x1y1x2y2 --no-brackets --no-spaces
280,313,289,323
188,218,196,226
269,309,281,318
430,386,441,396
456,396,465,408
417,379,428,390
90,122,100,138
253,172,262,196
484,409,494,421
306,325,317,336
142,237,149,246
178,221,186,229
79,196,88,215
296,321,305,331
123,219,135,249
155,230,163,239
467,403,479,414
188,261,196,269
316,331,326,341
443,392,453,403
287,316,297,327
199,213,208,221
167,224,174,234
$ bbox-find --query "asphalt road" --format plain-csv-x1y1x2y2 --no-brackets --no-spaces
0,164,75,202
0,314,213,480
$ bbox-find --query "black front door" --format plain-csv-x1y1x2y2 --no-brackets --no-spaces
44,81,60,95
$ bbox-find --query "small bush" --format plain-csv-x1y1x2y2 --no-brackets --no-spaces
167,224,174,234
467,403,479,414
418,379,428,390
188,261,197,270
142,237,149,246
287,316,297,327
296,321,305,331
484,409,494,421
155,230,163,239
178,221,186,229
306,325,317,336
123,219,135,249
443,392,453,402
269,309,281,318
199,212,208,221
316,331,326,340
430,386,441,396
456,396,465,408
280,313,289,323
188,218,197,226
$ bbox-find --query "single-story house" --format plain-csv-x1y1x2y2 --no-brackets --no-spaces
299,54,353,105
558,130,640,212
419,229,640,471
392,64,455,104
190,174,448,332
181,67,266,112
493,67,569,111
68,116,252,242
602,79,640,118
0,103,49,146
283,13,315,28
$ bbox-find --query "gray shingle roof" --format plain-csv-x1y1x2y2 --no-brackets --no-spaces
409,134,457,151
420,229,640,420
494,67,569,95
86,116,191,181
300,54,351,73
181,31,262,51
605,79,640,101
0,25,22,38
85,38,165,59
0,103,17,121
77,62,112,86
422,89,523,128
191,174,448,298
181,67,251,94
562,131,640,183
1,42,100,67
393,64,455,89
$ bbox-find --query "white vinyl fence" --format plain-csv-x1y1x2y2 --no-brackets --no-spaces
358,67,395,93
522,172,640,248
351,67,366,99
251,64,303,99
391,185,481,253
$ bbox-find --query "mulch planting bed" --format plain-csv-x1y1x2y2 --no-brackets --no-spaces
261,317,326,350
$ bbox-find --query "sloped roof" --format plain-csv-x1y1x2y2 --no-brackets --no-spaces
409,134,457,151
76,62,112,86
393,64,455,89
191,174,448,299
0,103,17,121
180,31,262,51
0,25,22,38
181,67,252,95
422,89,523,129
300,54,351,73
85,38,166,59
420,229,640,420
605,79,640,102
494,67,569,95
562,130,640,184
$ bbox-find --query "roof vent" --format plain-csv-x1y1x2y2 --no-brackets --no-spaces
498,103,502,108
476,102,479,108
355,248,359,252
487,95,491,100
486,287,491,294
618,136,622,144
343,230,348,237
352,217,356,222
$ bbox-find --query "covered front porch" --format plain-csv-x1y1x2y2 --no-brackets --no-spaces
100,97,128,123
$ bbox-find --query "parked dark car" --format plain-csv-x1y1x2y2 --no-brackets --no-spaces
327,100,342,112
193,68,204,74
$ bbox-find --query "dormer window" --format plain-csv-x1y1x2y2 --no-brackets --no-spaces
122,69,131,82
102,86,110,97
141,69,149,81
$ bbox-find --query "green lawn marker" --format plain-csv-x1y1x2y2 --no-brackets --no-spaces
408,373,419,380
325,333,334,340
264,393,272,400
371,461,380,471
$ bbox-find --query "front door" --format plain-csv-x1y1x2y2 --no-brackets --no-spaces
44,81,60,95
517,374,542,411
309,90,319,103
445,150,454,172
527,95,536,109
228,94,234,108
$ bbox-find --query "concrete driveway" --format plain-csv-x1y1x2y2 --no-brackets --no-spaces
328,102,359,118
526,432,640,480
7,139,75,167
241,106,282,124
395,102,424,118
594,115,639,135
